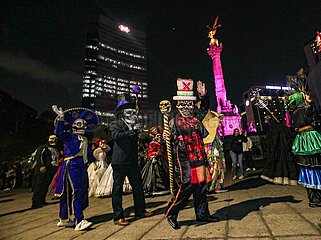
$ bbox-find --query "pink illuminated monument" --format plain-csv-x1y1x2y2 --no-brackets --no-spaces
207,17,242,136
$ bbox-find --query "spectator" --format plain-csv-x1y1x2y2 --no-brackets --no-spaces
242,131,256,171
230,128,247,180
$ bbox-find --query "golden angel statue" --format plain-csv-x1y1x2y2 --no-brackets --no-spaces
207,16,221,46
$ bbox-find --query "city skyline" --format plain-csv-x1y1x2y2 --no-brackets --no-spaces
1,0,321,113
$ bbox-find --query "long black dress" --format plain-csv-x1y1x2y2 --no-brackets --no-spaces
141,141,169,196
261,122,298,185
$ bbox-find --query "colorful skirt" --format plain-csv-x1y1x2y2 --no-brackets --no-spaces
298,167,321,190
292,130,321,155
204,142,226,191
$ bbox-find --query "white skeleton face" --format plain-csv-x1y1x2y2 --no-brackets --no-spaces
123,108,138,124
72,118,87,135
48,135,57,146
176,100,194,117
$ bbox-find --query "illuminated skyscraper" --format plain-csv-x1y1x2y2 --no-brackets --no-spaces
82,15,148,120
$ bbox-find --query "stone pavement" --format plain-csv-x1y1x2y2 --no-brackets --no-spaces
0,171,321,240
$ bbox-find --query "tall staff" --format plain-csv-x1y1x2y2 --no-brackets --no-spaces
159,100,174,196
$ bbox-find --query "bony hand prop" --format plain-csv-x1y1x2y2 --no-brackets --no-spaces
52,105,64,117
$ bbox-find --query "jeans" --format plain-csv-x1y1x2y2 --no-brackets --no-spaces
230,150,243,177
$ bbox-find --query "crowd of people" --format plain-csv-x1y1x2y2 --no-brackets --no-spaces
3,71,320,231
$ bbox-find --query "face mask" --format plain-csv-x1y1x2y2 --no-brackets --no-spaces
72,118,87,135
177,101,194,117
123,109,138,124
48,135,57,146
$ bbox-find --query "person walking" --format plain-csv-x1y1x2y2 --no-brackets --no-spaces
230,128,247,180
242,131,256,171
110,94,152,226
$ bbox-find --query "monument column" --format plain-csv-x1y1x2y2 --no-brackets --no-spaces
207,44,227,113
207,17,242,136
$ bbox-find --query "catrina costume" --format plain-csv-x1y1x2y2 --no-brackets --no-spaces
202,110,226,191
165,79,218,230
53,107,98,229
141,126,169,196
289,89,321,207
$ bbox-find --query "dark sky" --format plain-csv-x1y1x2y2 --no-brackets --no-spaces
1,0,321,113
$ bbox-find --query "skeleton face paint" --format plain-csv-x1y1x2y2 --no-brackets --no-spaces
123,108,138,124
72,118,87,135
48,135,57,146
176,100,194,117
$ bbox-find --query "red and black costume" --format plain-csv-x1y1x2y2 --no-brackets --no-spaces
165,94,214,225
141,127,169,195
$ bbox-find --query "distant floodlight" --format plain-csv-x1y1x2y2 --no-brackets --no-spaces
118,24,131,33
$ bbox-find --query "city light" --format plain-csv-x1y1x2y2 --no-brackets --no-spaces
118,24,131,33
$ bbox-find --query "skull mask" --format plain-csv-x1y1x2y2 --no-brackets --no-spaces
159,100,172,114
176,100,194,117
48,135,57,146
72,118,87,135
123,108,138,124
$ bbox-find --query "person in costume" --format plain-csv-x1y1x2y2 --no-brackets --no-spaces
87,139,110,197
288,69,321,208
260,116,298,185
52,105,98,231
31,135,59,209
141,126,169,196
94,145,132,198
164,79,219,230
202,110,227,192
110,94,152,226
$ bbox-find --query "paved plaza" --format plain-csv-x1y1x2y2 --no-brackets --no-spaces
0,171,321,240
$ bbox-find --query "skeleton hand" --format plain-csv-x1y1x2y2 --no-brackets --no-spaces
133,123,141,131
52,105,64,117
197,81,207,97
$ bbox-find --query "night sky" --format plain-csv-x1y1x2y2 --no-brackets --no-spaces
1,0,321,113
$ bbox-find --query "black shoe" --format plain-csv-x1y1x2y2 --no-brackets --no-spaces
196,215,220,223
167,215,180,229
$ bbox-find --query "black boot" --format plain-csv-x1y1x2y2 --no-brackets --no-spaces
167,215,180,229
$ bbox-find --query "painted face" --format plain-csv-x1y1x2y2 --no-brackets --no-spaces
99,140,107,149
154,133,162,143
176,100,194,117
123,108,138,124
48,135,57,146
72,118,87,135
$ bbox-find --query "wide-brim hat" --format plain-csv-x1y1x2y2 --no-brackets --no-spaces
115,100,136,112
55,107,99,132
173,78,197,101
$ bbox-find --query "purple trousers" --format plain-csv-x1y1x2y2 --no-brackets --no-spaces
57,158,88,223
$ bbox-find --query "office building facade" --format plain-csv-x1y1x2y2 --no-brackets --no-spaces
82,15,148,121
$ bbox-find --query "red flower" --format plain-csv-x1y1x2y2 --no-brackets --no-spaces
183,135,192,143
189,152,197,161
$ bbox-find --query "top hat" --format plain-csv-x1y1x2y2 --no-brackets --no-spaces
115,93,136,112
173,78,197,101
